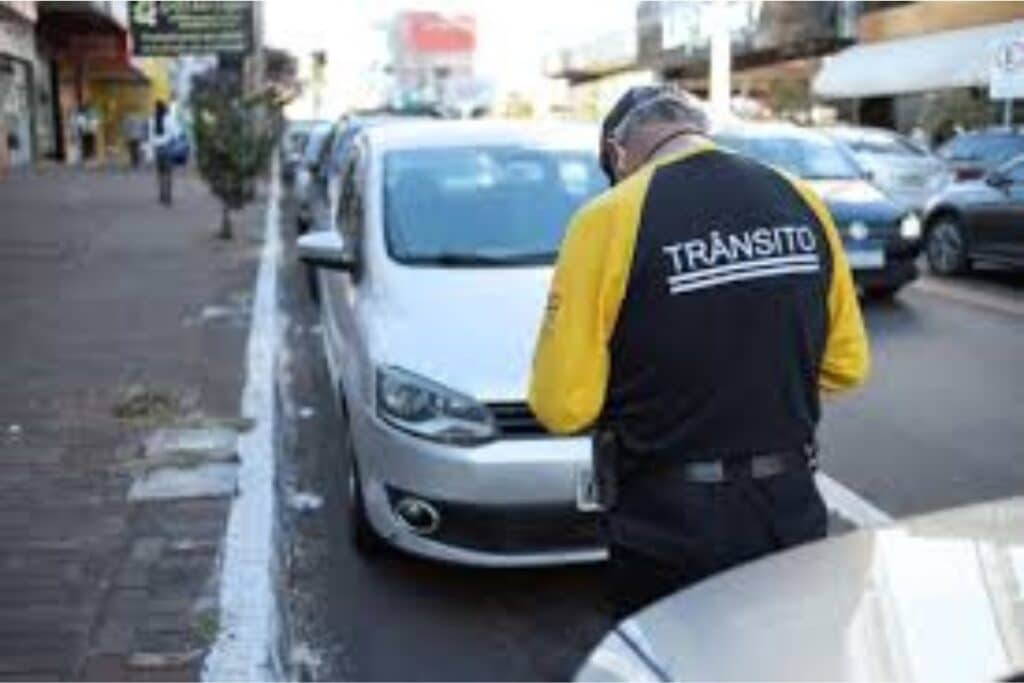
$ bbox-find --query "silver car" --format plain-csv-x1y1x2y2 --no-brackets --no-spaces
297,120,609,567
826,125,952,212
576,496,1024,682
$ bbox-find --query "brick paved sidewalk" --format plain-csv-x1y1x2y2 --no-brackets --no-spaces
0,167,265,680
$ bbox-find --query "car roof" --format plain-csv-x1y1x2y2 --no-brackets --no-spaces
712,120,834,144
825,124,904,139
362,119,598,154
952,127,1024,139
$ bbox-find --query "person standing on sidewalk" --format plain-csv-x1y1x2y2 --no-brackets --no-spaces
123,113,147,169
528,86,870,618
150,100,178,205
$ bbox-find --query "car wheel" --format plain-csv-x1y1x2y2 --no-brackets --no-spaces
865,285,902,301
342,417,384,555
926,217,970,275
305,264,320,307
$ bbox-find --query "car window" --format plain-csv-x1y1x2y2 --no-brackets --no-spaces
715,132,862,180
984,135,1024,165
336,146,364,242
1003,158,1024,183
330,127,360,173
303,126,331,164
383,145,607,265
937,134,978,161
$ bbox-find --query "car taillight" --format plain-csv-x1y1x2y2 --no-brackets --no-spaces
954,167,984,182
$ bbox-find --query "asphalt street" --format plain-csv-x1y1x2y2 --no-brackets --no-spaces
275,195,1024,681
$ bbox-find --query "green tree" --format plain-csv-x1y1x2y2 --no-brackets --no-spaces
918,90,991,146
191,71,282,239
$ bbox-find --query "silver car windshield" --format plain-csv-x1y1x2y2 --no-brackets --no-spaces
384,146,607,266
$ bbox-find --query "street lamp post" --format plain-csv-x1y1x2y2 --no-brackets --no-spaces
708,0,732,120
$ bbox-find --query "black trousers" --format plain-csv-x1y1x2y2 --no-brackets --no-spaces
156,157,173,205
605,465,827,619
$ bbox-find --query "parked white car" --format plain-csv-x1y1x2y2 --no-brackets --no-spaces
575,496,1024,682
298,120,609,566
825,125,952,212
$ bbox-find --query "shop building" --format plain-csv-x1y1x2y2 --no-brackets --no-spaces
387,11,479,113
37,0,152,164
813,2,1024,135
0,1,53,168
546,1,856,123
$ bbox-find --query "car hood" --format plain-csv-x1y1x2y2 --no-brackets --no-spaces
930,178,1003,206
575,496,1024,682
367,265,553,402
853,153,945,177
806,179,904,225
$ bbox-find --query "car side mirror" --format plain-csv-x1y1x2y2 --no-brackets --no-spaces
986,171,1012,189
297,231,357,272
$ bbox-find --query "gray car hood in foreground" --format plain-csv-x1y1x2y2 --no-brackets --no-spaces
576,497,1024,682
367,264,554,402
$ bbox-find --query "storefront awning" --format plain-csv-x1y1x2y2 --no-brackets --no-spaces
813,20,1024,99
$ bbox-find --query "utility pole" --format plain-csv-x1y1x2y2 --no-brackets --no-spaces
311,50,327,119
708,0,732,120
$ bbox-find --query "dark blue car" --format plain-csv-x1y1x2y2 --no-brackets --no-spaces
714,123,924,299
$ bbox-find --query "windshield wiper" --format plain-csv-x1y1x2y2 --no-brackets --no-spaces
427,252,555,266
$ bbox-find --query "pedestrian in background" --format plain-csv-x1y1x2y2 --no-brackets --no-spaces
123,114,147,169
529,86,870,618
150,100,178,205
76,104,98,163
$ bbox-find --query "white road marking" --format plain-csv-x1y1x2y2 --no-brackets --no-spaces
816,472,893,528
203,171,283,681
912,277,1024,318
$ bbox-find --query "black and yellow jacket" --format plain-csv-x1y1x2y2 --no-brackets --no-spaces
528,143,869,459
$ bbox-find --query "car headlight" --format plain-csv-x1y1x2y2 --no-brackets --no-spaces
376,366,497,445
900,213,922,240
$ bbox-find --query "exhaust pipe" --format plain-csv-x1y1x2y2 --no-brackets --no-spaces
394,497,441,535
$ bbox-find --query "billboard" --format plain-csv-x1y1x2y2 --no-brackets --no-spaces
129,1,253,56
402,12,475,54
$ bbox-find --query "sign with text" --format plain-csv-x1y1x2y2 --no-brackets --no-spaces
990,35,1024,100
129,1,253,56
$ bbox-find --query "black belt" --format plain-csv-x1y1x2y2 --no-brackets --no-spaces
674,446,818,484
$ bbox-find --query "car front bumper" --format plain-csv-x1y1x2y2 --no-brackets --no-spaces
349,403,607,567
847,238,921,292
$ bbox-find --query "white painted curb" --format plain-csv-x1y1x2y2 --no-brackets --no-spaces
203,172,283,681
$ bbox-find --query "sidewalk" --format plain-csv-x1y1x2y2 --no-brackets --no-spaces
0,167,265,680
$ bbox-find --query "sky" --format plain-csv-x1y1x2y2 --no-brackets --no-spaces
265,0,637,113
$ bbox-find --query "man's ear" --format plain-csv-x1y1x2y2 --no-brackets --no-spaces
606,139,628,183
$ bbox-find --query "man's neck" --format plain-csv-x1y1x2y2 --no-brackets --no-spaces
647,132,707,164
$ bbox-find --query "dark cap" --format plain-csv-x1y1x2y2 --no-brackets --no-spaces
599,86,667,182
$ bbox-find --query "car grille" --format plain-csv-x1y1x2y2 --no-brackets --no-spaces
487,401,547,438
435,503,601,554
386,487,601,554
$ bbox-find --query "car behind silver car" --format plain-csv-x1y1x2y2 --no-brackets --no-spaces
298,120,609,566
826,125,951,212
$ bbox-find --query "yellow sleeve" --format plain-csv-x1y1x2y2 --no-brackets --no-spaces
528,174,649,434
790,179,871,394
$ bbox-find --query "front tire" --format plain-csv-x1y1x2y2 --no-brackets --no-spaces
926,217,971,275
342,419,384,555
305,265,320,306
864,285,902,301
